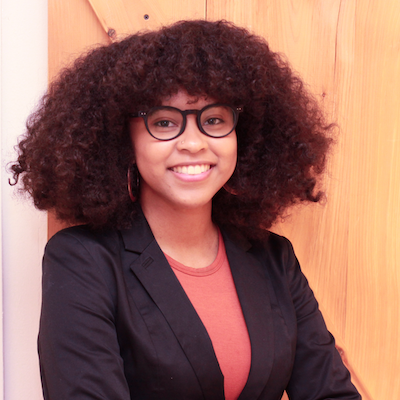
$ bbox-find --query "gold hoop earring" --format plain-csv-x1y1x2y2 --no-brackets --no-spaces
127,164,140,202
223,183,238,196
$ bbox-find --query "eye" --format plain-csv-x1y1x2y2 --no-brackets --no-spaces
147,108,182,132
203,117,223,126
154,119,177,128
201,105,234,129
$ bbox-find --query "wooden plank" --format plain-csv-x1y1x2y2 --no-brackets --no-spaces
49,0,110,80
87,0,205,39
87,0,134,39
345,2,400,398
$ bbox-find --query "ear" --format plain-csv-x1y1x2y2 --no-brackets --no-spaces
127,163,139,202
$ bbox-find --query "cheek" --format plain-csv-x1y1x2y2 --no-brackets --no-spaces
224,136,238,172
129,119,145,158
131,137,173,181
130,121,157,169
133,144,160,178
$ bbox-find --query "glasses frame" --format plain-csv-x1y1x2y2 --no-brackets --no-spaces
129,103,243,141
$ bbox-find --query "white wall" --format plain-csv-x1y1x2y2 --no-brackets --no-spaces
1,0,48,399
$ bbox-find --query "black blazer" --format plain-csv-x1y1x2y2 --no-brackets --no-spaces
38,212,361,400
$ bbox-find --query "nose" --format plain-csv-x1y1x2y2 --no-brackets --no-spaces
176,115,208,153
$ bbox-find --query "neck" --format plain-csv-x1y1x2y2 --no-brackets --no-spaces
140,199,219,268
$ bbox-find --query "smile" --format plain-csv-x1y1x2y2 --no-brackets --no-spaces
171,164,211,175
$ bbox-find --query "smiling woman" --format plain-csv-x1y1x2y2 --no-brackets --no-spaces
9,20,360,400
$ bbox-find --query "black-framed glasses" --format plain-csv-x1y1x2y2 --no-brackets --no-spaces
129,104,243,141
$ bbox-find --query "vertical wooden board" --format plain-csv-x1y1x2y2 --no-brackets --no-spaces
87,0,205,39
272,0,358,347
207,0,340,91
49,0,110,80
345,1,400,398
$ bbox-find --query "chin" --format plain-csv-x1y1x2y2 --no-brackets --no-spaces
169,196,214,211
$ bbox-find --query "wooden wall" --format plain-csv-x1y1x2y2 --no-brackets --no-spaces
49,1,400,399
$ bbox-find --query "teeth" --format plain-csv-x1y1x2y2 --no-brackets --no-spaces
172,164,211,175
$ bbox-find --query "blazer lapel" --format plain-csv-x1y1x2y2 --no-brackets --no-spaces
222,231,275,400
121,213,224,400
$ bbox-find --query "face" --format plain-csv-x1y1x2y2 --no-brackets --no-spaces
129,90,237,212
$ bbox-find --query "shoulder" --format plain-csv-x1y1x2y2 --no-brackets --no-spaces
250,232,307,292
46,224,121,249
45,225,125,267
243,231,313,317
222,224,293,258
222,226,300,296
221,224,297,273
243,231,298,277
43,226,126,299
254,231,294,259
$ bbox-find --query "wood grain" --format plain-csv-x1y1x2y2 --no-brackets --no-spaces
87,0,205,39
48,0,110,80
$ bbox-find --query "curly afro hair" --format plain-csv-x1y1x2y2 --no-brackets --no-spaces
10,19,333,239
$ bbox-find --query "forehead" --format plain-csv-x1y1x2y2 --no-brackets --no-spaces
160,90,215,109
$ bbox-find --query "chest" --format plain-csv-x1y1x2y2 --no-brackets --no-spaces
111,243,296,399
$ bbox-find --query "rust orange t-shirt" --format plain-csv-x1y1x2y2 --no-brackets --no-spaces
165,232,251,400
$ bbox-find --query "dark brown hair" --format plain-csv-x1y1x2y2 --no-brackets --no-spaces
10,20,333,239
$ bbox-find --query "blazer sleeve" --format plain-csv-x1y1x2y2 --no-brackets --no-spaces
38,229,130,400
279,237,361,400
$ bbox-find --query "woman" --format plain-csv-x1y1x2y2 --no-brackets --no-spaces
10,20,360,400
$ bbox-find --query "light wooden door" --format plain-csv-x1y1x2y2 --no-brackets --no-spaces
49,1,400,399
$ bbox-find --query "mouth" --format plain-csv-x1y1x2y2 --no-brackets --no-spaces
171,164,212,175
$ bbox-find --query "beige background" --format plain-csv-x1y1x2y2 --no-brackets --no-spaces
49,1,400,399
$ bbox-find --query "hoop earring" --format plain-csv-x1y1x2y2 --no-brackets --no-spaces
223,183,238,195
127,164,140,202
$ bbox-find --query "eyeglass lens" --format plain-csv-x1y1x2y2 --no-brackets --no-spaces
146,105,236,140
